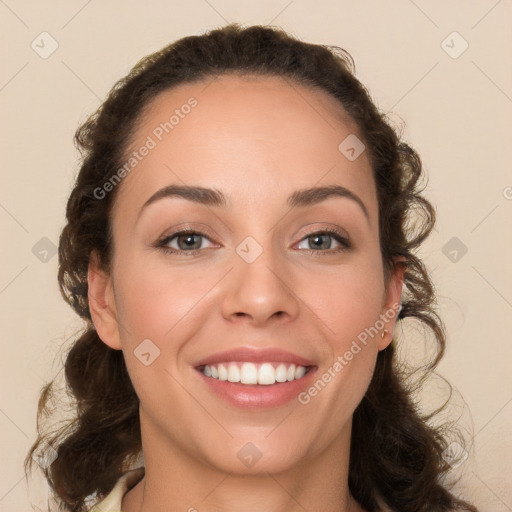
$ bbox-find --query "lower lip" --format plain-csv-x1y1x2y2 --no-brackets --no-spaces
196,367,318,409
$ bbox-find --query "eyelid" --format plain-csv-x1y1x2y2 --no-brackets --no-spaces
295,223,351,243
153,223,220,254
293,226,352,252
157,223,218,242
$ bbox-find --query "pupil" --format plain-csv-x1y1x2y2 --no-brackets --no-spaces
311,234,329,250
180,234,199,249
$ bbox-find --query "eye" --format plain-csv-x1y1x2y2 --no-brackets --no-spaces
295,230,351,254
154,227,352,256
156,230,216,255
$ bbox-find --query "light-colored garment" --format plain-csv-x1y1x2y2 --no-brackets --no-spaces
88,467,144,512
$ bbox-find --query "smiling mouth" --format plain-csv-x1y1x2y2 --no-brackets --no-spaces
196,361,314,386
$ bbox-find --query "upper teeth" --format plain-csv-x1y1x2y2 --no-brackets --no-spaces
201,362,308,385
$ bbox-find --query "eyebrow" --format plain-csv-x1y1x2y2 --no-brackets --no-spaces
138,184,369,222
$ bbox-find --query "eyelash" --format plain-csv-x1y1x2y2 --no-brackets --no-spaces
155,227,352,257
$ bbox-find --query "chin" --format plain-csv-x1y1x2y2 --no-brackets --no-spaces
196,435,309,475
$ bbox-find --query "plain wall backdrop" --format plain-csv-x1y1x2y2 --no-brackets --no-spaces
1,1,511,510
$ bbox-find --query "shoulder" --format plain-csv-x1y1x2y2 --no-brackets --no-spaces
87,467,145,512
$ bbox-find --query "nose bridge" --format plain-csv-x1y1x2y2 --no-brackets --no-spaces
221,233,300,325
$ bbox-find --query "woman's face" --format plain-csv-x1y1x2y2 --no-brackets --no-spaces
89,74,403,475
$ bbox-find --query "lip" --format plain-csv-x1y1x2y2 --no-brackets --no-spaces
196,366,318,409
192,346,318,409
192,347,316,368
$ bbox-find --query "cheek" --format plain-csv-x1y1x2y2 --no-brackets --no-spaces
306,258,384,398
299,269,384,428
110,260,209,404
110,255,232,392
315,260,385,345
113,256,210,341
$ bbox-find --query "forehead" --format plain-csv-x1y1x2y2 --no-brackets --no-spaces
112,73,377,225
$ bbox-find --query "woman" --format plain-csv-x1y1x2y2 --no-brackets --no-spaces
25,23,477,512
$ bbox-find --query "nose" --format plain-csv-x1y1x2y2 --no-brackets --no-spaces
221,248,300,327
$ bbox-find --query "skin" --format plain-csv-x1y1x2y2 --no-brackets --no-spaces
88,74,404,512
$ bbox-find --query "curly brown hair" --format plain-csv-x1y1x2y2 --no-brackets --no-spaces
24,23,477,512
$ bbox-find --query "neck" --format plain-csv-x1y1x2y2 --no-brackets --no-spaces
122,412,365,512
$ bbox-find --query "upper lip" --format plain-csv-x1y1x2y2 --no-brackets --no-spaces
193,347,316,368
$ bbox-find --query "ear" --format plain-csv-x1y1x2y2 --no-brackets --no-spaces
378,256,406,351
88,250,122,350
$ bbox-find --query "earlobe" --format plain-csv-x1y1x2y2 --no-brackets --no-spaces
378,256,406,351
87,250,122,350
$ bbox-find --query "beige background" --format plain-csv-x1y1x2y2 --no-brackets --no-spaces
1,1,511,510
